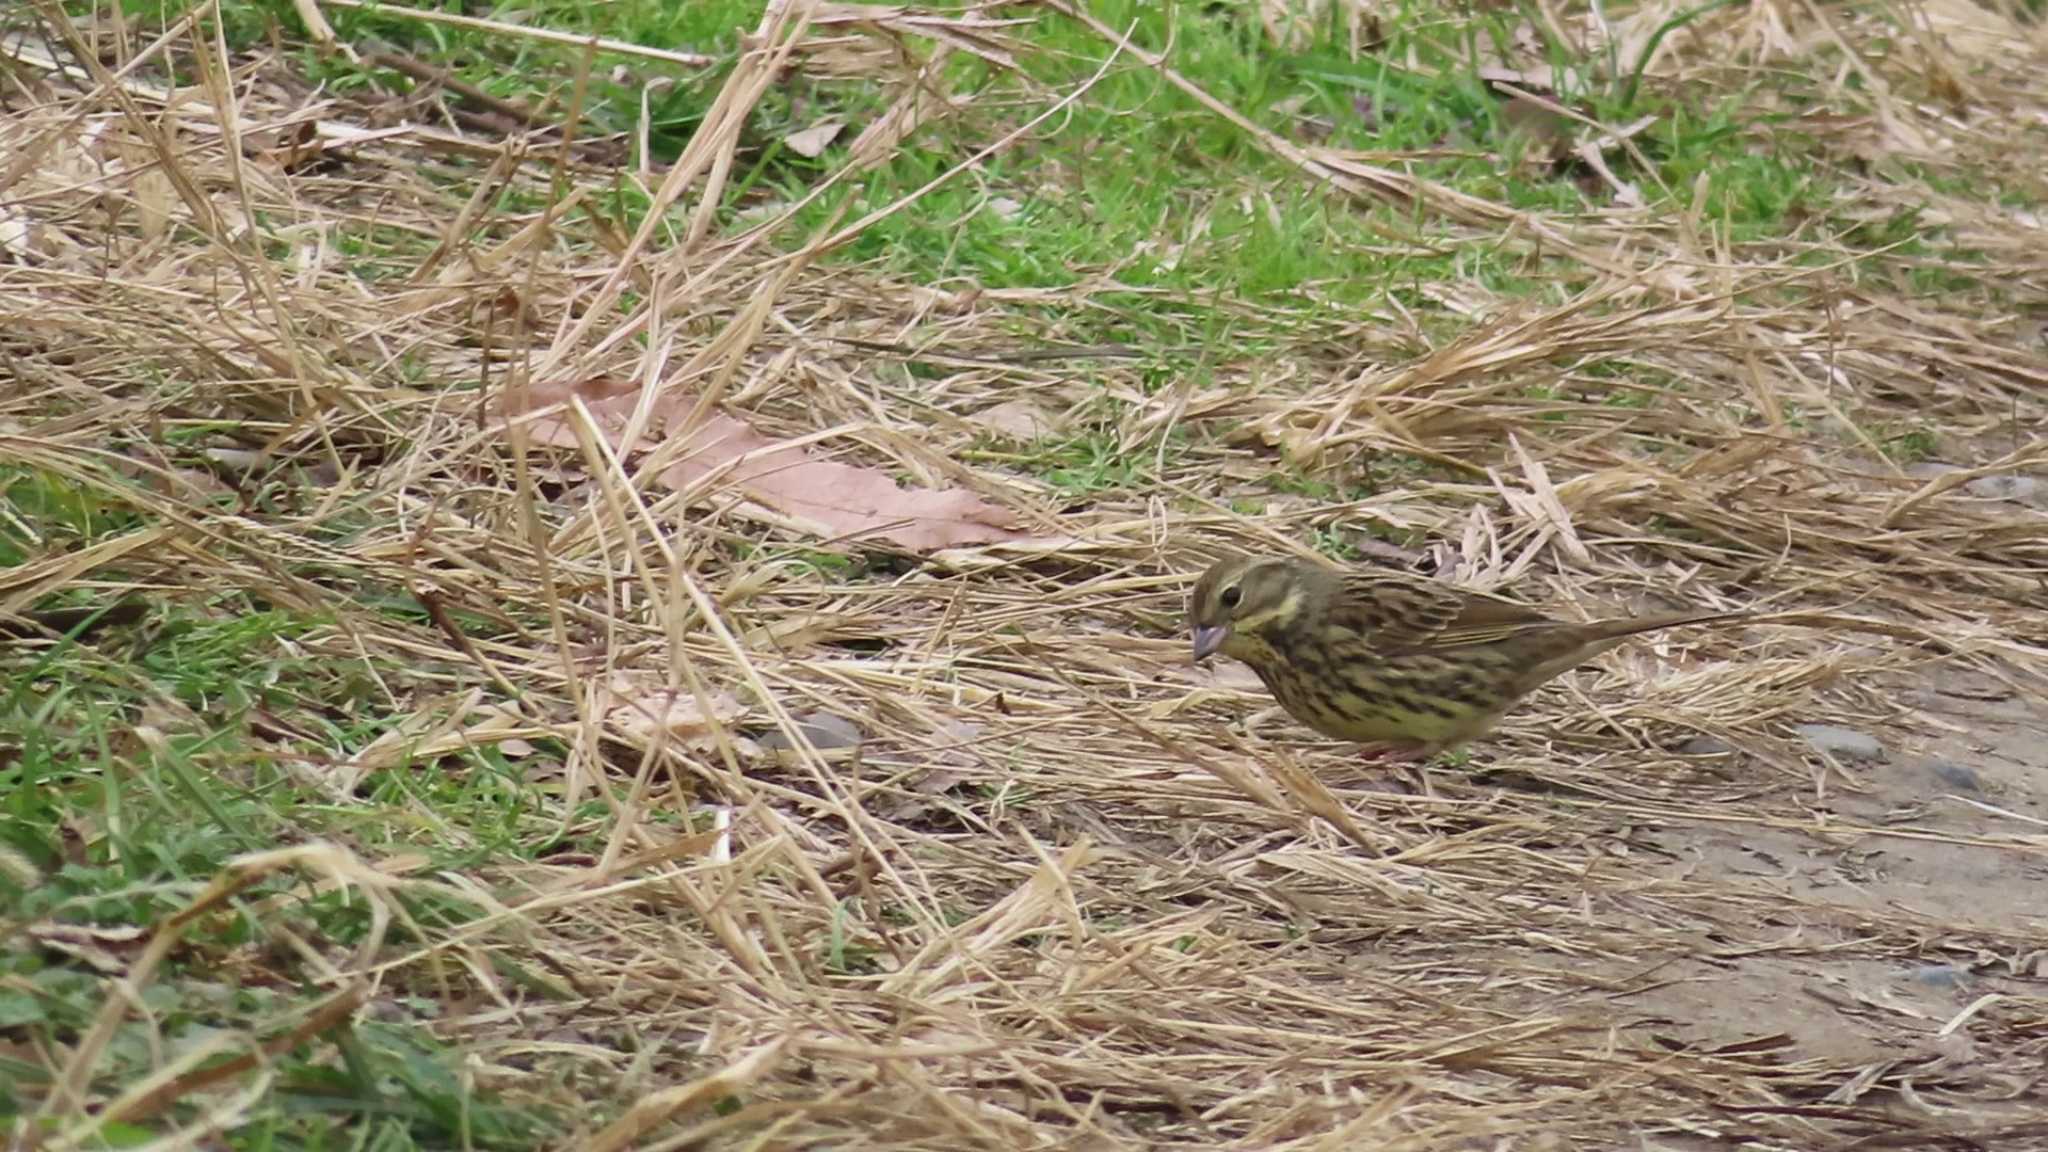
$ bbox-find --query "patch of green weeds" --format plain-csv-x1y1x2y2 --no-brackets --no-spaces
1903,256,1993,297
736,0,1866,360
1843,203,1931,250
0,467,146,565
754,2,1556,345
1356,452,1440,494
785,549,858,577
0,588,557,1144
1266,473,1339,502
1879,424,1940,463
1565,362,1683,410
823,900,882,975
53,0,287,46
1647,111,1817,237
1309,525,1358,560
1019,430,1151,497
330,222,443,281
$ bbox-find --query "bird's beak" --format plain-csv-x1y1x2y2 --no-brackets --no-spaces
1191,624,1230,662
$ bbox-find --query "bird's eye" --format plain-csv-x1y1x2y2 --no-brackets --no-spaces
1220,585,1242,610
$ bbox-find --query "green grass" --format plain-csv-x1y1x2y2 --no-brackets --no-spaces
0,468,145,566
2,461,556,1143
158,0,1853,351
68,0,1911,353
1877,423,1940,464
0,582,561,1141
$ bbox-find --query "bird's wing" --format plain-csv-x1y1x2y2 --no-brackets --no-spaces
1328,570,1555,652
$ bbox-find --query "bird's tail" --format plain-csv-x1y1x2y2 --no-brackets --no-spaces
1507,609,1762,699
1589,609,1757,643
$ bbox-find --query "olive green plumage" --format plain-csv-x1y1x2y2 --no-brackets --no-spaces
1187,555,1750,758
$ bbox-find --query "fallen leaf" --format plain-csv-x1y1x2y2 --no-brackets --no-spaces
498,374,639,449
603,674,747,751
661,412,1028,550
1259,0,1317,52
875,719,987,820
0,208,33,261
782,119,844,158
967,398,1061,442
498,376,1042,553
28,922,146,974
200,446,267,476
927,718,984,768
1911,0,2023,59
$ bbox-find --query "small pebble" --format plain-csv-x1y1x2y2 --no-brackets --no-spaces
1678,736,1733,757
1964,474,2045,508
759,710,864,752
1929,761,1983,792
1904,461,1962,480
1911,965,1969,988
1795,724,1887,762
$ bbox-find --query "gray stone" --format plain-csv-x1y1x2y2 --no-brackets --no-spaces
1904,461,1962,480
759,710,865,752
1677,736,1733,757
1795,724,1887,762
1910,965,1969,988
1963,474,2045,508
1929,761,1982,792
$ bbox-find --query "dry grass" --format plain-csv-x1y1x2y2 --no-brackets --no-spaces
5,0,2048,1148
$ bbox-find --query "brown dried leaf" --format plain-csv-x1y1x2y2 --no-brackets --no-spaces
809,4,1028,73
782,119,844,158
499,373,640,449
660,412,1028,550
966,397,1061,442
28,922,147,973
603,674,747,749
500,375,1039,553
0,207,36,260
1911,0,2025,60
1259,0,1322,53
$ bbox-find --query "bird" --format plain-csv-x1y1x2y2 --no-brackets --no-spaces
1186,554,1753,762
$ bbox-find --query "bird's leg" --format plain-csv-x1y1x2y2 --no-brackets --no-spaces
1238,705,1287,742
1356,742,1430,764
1355,742,1437,797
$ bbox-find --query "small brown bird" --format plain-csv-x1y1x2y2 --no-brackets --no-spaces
1187,555,1752,761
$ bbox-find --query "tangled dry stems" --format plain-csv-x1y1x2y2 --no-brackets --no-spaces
5,0,2048,1148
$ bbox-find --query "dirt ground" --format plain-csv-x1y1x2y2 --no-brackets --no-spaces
1613,675,2048,1085
1594,681,2046,1047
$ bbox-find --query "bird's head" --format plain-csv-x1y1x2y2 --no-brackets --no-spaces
1187,555,1311,661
